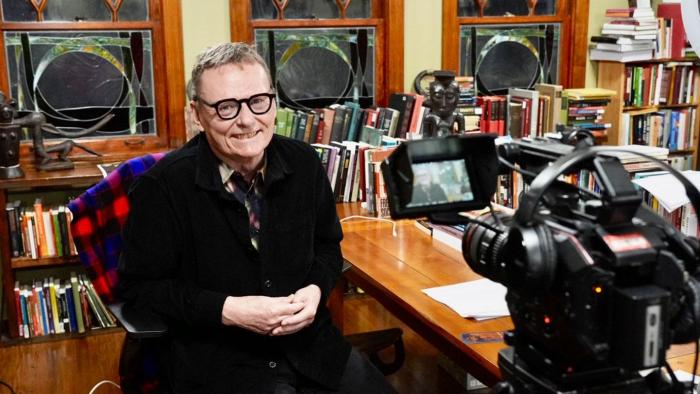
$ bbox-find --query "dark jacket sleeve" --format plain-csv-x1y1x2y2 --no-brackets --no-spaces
303,154,344,301
118,175,228,328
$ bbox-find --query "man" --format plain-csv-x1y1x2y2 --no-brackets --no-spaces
410,166,448,207
119,42,392,393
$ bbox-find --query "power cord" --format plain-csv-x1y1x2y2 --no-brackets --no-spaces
340,215,398,237
0,380,16,394
87,380,120,394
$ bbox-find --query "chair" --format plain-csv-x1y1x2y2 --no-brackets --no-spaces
68,153,169,393
68,153,404,392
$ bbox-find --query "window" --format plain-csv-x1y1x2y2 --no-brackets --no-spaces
230,0,404,107
0,0,185,160
442,0,589,93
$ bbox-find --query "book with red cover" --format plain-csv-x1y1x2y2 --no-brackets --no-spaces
657,3,686,59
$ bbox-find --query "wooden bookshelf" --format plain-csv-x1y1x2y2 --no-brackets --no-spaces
597,60,700,169
0,158,129,339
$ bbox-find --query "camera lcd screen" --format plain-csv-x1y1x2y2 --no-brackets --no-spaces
407,159,474,208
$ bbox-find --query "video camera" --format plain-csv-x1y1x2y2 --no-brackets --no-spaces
381,133,700,393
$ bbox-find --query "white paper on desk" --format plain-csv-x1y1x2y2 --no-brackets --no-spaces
632,171,700,212
422,278,509,320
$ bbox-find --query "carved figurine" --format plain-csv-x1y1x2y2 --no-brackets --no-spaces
0,95,23,179
13,110,113,171
422,70,465,138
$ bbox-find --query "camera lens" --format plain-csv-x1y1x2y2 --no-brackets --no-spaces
463,212,513,283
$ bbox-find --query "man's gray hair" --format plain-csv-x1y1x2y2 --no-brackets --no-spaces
190,42,272,98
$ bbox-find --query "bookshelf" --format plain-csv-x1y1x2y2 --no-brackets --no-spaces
596,60,700,169
0,161,104,339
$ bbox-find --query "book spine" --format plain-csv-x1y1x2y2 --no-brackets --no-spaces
70,273,86,333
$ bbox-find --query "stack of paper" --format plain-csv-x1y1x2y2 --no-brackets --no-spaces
422,279,509,321
632,170,700,212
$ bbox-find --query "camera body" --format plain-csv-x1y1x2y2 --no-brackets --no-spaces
381,134,700,393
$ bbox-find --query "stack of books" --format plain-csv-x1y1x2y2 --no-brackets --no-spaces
589,1,658,62
561,88,617,137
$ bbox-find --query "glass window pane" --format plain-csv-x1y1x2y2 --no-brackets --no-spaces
118,0,150,21
459,24,560,95
43,0,112,22
1,0,38,22
1,0,148,22
458,0,556,17
255,28,375,109
252,0,371,20
4,31,157,140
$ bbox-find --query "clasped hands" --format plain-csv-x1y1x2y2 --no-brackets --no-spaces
221,284,321,336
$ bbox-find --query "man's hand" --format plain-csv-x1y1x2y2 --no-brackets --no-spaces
270,284,321,336
221,295,304,335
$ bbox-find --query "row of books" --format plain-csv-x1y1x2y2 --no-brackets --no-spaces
621,107,696,150
475,84,564,138
13,273,116,339
275,93,429,145
6,200,77,260
623,62,696,107
312,142,396,216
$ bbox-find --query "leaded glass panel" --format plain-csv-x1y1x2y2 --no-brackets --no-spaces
458,0,556,17
459,24,560,95
1,0,149,22
5,31,157,139
255,28,375,109
252,0,371,20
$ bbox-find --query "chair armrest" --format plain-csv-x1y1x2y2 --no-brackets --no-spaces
108,302,168,339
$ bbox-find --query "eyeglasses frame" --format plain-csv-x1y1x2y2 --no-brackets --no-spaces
195,92,277,120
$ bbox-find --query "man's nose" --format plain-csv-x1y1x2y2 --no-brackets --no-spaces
235,103,255,125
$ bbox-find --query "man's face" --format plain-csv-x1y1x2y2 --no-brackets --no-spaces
191,62,276,168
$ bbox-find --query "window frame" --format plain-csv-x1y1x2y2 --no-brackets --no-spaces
441,0,590,89
0,0,186,162
229,0,404,107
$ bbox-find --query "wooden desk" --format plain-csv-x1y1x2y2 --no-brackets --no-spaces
337,203,513,386
337,203,700,387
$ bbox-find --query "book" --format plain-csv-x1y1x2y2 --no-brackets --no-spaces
70,272,86,333
589,48,654,63
534,83,563,133
657,3,685,59
508,88,539,137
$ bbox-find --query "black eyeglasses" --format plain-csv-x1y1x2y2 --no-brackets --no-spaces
195,92,276,120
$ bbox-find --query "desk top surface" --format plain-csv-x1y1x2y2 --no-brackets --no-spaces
336,203,700,385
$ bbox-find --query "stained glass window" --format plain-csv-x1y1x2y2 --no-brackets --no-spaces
4,31,156,139
252,0,371,20
459,24,560,95
458,0,556,17
255,28,375,109
1,0,149,22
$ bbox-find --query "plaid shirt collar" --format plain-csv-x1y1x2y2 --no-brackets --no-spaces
218,156,267,191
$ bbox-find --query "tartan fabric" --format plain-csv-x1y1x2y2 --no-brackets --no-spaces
68,153,166,303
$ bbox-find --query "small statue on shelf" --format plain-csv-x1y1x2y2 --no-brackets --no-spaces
14,111,114,171
422,70,465,138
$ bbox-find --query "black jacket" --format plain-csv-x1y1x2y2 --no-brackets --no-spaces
118,133,351,392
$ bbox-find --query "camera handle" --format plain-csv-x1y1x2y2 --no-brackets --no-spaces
515,146,700,230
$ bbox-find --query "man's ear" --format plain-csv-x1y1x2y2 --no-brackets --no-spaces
190,101,204,131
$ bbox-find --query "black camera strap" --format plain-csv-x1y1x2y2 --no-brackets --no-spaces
515,146,700,232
